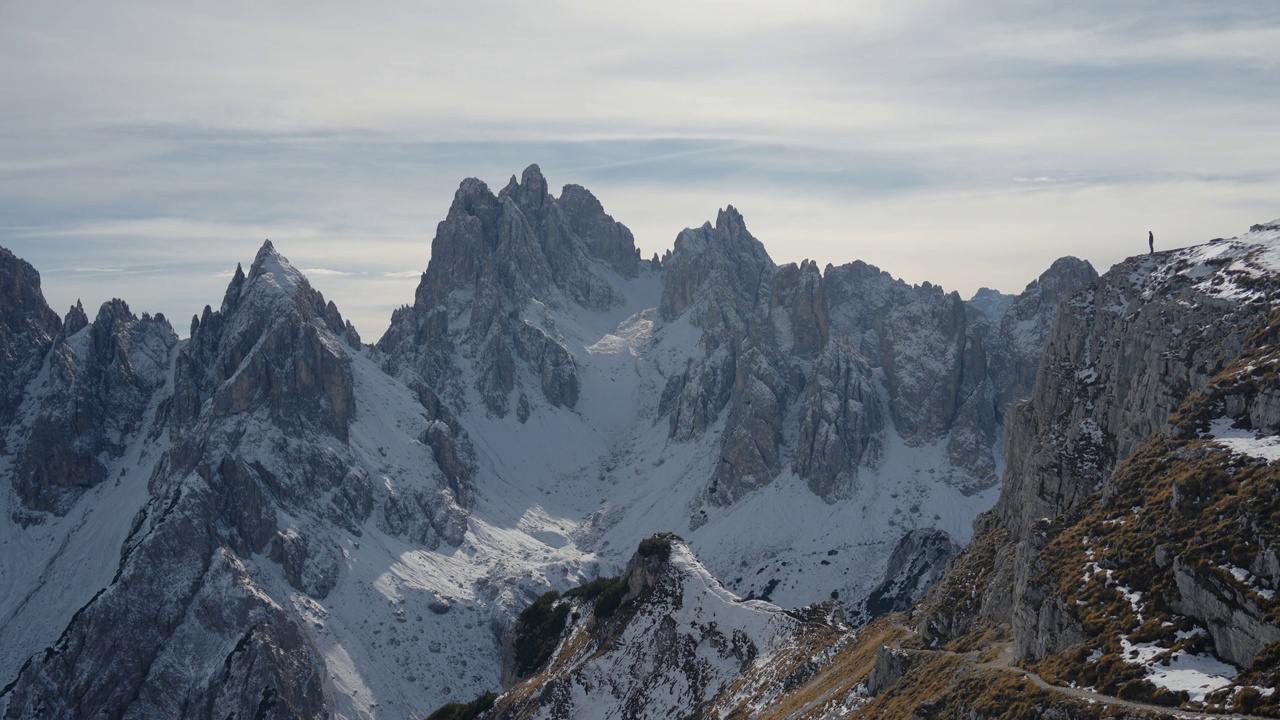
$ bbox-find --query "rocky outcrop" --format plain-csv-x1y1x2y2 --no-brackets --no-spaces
0,246,61,439
659,206,776,449
12,299,177,514
1172,560,1280,669
866,644,911,696
483,538,847,720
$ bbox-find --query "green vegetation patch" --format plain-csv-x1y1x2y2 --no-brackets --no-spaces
637,534,674,561
514,590,571,677
565,575,629,619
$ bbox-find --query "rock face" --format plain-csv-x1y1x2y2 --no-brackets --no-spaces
994,248,1265,538
660,224,1091,508
0,247,61,441
12,300,177,515
859,528,960,621
0,242,476,719
1171,559,1280,669
175,241,357,441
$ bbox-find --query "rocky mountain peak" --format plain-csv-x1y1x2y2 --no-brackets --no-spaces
61,299,89,338
968,286,1015,323
0,246,59,335
988,255,1098,420
659,205,773,322
242,240,305,303
175,242,355,440
499,163,550,212
716,204,747,234
380,166,643,419
12,297,177,515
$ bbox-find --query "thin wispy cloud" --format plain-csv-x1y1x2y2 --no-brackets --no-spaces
1,1,1277,338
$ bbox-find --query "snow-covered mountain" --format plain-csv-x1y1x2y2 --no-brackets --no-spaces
0,165,1094,718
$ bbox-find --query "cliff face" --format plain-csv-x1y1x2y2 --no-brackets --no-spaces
906,223,1280,715
0,248,61,445
988,256,1098,423
995,246,1267,539
661,220,1091,513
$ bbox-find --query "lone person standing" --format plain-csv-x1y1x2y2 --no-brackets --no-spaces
1149,230,1154,254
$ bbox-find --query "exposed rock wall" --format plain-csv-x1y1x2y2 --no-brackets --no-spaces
12,300,177,515
0,247,61,441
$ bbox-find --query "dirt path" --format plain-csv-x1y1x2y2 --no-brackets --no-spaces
886,621,1271,720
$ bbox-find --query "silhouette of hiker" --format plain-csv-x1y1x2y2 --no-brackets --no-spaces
1148,230,1154,254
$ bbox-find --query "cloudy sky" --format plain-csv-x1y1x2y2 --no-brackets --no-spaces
3,1,1278,338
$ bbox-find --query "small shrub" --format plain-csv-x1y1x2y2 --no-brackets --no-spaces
426,691,497,720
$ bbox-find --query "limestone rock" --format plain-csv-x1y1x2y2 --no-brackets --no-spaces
1172,560,1280,669
866,644,911,696
995,250,1270,539
860,529,960,621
